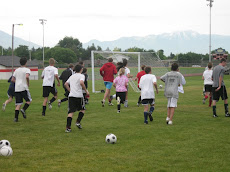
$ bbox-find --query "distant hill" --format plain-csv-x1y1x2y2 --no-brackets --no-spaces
0,30,41,49
83,31,230,55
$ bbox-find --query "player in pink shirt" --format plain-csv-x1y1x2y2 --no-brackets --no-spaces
113,68,129,113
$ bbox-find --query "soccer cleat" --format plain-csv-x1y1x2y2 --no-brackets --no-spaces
76,123,82,129
101,100,105,107
166,117,170,122
42,112,45,116
117,110,120,113
213,114,218,118
124,101,128,108
144,121,148,124
148,112,153,122
108,102,114,106
65,128,72,133
20,109,26,119
14,118,18,122
58,99,61,107
168,121,173,125
48,101,52,110
225,112,230,117
2,103,6,111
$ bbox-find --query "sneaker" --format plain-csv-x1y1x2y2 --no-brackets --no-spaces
117,110,120,113
48,102,52,110
101,100,105,107
202,98,205,104
213,114,218,118
14,118,18,122
42,112,45,116
225,112,230,117
168,121,173,125
65,128,72,133
144,121,148,124
117,97,121,105
149,113,153,122
58,99,61,107
76,123,82,129
2,103,6,111
20,109,26,119
124,101,128,108
108,102,114,106
166,117,170,122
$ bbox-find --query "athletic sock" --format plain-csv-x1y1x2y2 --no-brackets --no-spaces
42,106,46,114
61,98,68,102
76,112,84,123
205,95,208,99
66,117,72,128
224,104,229,113
15,110,19,119
149,106,155,114
144,112,148,123
117,104,121,111
22,103,30,111
49,97,56,104
213,105,217,115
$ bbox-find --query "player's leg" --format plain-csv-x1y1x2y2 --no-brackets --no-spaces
222,86,229,117
169,107,175,124
66,97,77,132
212,87,219,117
75,98,86,129
142,99,149,124
116,93,121,113
20,90,32,118
2,96,13,111
14,92,23,122
209,92,212,107
124,86,129,107
149,100,154,122
48,87,58,109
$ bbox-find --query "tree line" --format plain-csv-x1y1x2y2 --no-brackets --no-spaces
0,36,224,64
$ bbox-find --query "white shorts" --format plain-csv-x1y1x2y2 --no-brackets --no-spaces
167,98,178,108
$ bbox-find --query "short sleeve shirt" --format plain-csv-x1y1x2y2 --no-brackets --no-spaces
42,66,58,87
113,75,129,92
139,74,157,100
66,73,85,98
125,67,130,77
161,71,182,98
212,65,225,87
203,70,213,85
13,67,31,92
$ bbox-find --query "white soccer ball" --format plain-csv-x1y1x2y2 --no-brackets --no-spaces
0,140,11,149
159,84,163,89
105,133,117,144
0,146,13,156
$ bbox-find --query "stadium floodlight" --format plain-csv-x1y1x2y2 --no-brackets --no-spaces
39,19,47,68
207,0,214,62
12,23,23,74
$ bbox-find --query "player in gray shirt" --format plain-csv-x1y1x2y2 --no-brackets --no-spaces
161,63,182,125
212,58,230,117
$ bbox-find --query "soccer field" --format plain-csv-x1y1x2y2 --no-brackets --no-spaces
1,72,230,171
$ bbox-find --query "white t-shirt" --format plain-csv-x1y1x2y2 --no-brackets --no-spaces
66,73,85,98
13,67,31,92
203,70,213,85
42,66,58,87
124,67,130,77
139,74,157,100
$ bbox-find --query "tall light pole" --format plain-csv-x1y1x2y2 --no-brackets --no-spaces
39,19,47,68
12,23,23,74
207,0,214,62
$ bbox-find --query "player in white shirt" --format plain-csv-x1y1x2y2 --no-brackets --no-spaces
11,58,32,122
41,58,60,116
123,59,133,107
139,67,158,124
202,62,213,106
64,65,89,132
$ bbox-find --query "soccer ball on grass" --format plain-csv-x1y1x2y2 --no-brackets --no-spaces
159,84,163,89
105,133,117,144
0,146,13,156
0,140,11,149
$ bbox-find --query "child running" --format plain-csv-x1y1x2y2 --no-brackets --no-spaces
139,66,158,124
2,76,15,111
113,68,129,113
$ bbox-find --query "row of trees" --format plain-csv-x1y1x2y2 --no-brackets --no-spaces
0,36,221,64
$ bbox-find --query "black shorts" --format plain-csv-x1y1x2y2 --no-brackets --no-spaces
116,92,126,104
204,85,212,92
7,88,15,98
68,97,85,113
15,90,32,105
43,86,58,97
212,86,228,101
142,99,155,105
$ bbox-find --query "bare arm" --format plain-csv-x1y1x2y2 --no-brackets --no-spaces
80,80,89,96
154,82,158,94
202,76,204,80
11,76,16,83
26,73,30,87
216,75,223,91
55,74,60,86
64,82,70,92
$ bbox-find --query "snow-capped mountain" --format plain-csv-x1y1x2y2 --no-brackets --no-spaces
83,31,230,55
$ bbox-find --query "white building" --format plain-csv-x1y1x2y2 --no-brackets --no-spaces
0,56,38,80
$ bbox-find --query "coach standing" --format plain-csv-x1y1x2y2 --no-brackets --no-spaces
100,58,117,107
212,58,230,118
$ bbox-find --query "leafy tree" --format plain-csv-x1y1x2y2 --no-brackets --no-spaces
113,47,121,52
14,45,29,58
46,47,77,63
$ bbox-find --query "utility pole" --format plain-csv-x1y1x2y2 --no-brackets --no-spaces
39,19,47,68
207,0,214,62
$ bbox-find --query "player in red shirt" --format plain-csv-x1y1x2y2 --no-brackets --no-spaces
134,65,146,106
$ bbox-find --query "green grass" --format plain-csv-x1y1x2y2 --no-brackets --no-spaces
1,70,230,171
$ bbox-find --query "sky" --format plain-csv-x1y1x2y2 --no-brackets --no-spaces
0,0,230,47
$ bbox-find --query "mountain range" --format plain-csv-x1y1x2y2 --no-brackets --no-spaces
0,30,40,49
83,31,230,55
1,30,230,55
